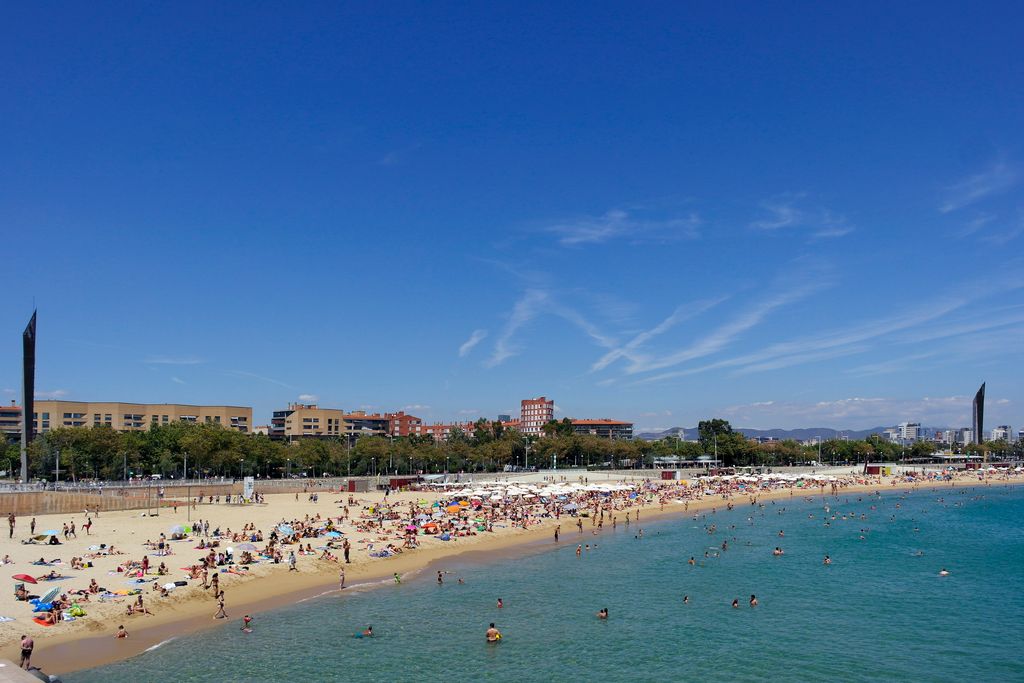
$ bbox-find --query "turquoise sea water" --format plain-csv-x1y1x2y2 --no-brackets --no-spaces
67,485,1024,683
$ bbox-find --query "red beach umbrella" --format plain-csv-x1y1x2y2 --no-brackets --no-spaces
12,574,37,584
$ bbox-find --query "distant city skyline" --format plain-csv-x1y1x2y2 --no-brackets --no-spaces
3,4,1022,432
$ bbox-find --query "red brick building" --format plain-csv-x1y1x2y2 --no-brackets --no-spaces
521,396,554,437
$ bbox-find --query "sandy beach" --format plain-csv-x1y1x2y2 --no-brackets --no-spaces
1,470,1019,675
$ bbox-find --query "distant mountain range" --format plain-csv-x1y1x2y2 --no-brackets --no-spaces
635,426,896,441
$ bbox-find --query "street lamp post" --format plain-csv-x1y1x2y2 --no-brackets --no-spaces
239,459,244,480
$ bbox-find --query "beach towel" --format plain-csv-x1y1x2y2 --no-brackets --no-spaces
32,617,55,627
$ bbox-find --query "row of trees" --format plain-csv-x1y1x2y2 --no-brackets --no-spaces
2,418,1020,482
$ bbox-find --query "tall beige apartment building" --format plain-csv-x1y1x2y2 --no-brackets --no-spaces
32,401,252,434
270,403,345,440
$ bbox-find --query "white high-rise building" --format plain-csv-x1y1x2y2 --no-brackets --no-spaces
897,422,921,441
990,425,1012,442
957,428,974,445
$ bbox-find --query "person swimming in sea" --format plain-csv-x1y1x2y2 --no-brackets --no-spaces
361,625,374,637
731,599,739,608
939,568,949,576
749,595,758,607
486,623,501,642
497,598,503,608
823,555,832,565
597,608,608,619
773,547,784,556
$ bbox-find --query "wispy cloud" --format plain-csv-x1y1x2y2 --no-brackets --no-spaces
402,404,431,411
720,395,988,429
171,376,186,385
546,208,701,246
591,297,727,372
226,370,295,390
980,213,1024,245
751,195,854,239
145,356,204,365
458,329,488,357
624,269,833,376
486,290,548,367
845,352,940,377
957,213,996,238
35,389,68,399
298,393,319,402
939,161,1016,213
810,212,855,240
458,408,479,415
631,273,1024,385
750,196,804,230
635,295,964,384
484,288,626,367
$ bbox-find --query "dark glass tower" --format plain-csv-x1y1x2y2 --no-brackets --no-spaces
972,382,985,445
21,310,36,482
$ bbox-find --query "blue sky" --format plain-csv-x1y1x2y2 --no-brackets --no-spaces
2,2,1023,431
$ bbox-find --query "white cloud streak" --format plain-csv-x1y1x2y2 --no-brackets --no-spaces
458,329,488,357
486,290,548,367
145,356,204,365
939,162,1017,213
751,196,854,239
547,209,701,246
226,370,295,390
625,277,831,375
590,297,728,372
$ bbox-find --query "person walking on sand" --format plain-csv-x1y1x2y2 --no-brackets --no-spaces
343,539,351,563
19,634,33,669
554,525,560,542
339,568,345,590
288,551,297,571
214,598,227,619
30,517,35,536
8,513,15,539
